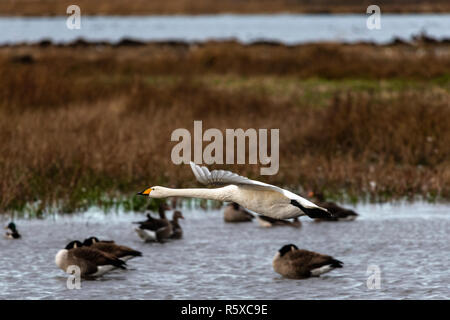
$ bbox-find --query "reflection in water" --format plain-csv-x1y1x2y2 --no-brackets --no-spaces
0,202,449,299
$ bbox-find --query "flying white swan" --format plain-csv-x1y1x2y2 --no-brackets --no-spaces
138,162,332,220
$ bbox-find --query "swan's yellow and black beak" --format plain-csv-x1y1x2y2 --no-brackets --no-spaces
137,188,152,196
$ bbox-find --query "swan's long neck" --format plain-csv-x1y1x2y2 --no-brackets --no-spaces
162,186,233,202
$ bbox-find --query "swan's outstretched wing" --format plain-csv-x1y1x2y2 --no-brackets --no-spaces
191,162,248,184
189,162,326,211
190,161,278,190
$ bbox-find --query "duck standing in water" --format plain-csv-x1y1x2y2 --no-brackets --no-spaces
55,240,127,278
134,203,173,242
223,202,254,223
82,237,142,261
5,222,21,239
308,191,359,222
273,244,343,279
257,216,301,228
170,211,185,239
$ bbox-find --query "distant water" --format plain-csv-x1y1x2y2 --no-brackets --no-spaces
1,14,450,45
0,202,449,299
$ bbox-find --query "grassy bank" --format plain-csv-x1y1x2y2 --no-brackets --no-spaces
0,41,449,213
1,0,449,15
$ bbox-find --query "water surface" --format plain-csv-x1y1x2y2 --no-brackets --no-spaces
0,202,449,299
1,14,450,45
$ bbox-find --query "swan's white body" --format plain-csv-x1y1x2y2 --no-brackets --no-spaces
142,162,330,220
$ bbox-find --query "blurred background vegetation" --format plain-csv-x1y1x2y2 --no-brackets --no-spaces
1,39,449,213
0,1,449,214
1,0,450,15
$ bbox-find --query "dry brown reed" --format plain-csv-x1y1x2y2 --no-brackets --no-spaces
0,41,449,212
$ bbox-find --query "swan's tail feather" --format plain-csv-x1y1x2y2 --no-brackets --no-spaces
290,200,334,219
304,207,333,219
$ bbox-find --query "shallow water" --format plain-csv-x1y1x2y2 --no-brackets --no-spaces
1,14,450,45
0,202,449,299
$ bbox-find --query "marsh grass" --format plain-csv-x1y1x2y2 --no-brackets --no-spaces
0,41,449,213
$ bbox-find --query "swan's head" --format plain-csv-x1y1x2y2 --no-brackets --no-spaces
137,186,169,199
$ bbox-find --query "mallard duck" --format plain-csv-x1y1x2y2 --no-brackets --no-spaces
5,222,21,239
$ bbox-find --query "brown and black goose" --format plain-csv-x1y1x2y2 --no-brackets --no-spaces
55,240,127,277
170,211,184,239
223,202,254,223
273,244,343,279
134,203,173,242
308,192,359,222
83,237,142,261
257,216,301,228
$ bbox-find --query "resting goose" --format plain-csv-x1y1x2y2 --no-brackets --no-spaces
223,202,254,223
257,216,301,228
5,222,21,239
82,237,142,261
134,203,173,242
55,240,127,277
138,162,332,220
170,211,184,239
273,244,343,279
308,192,359,222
